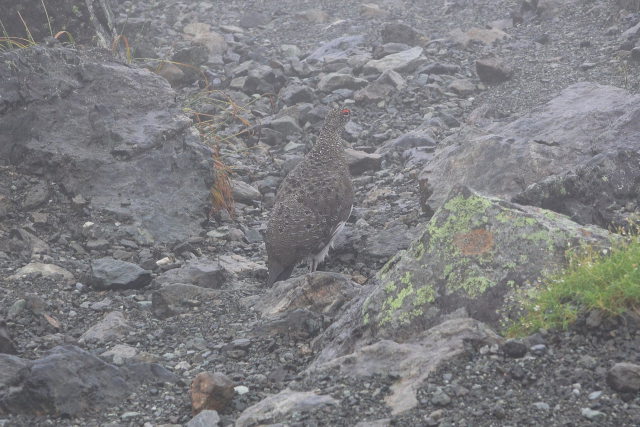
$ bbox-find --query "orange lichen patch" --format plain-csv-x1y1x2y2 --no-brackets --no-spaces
453,229,494,255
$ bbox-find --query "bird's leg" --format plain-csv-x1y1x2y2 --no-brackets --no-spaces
309,258,318,272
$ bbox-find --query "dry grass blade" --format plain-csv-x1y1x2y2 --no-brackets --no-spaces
54,31,75,44
17,11,35,44
111,34,132,63
41,0,53,37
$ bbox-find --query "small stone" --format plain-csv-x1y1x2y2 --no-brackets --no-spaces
90,258,152,290
235,385,249,395
431,388,451,406
190,372,235,414
533,401,550,411
588,391,602,400
530,344,547,355
581,407,606,421
502,340,527,358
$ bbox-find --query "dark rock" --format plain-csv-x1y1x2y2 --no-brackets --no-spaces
279,83,315,105
475,57,513,84
0,345,174,416
377,130,436,157
513,149,640,230
502,340,527,358
0,0,116,48
253,308,324,340
419,62,461,75
154,259,227,289
0,46,215,243
152,283,218,319
90,258,152,290
607,362,640,392
345,149,383,175
381,22,425,46
0,319,17,355
422,83,640,210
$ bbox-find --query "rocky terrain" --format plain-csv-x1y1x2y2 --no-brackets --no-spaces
1,0,640,426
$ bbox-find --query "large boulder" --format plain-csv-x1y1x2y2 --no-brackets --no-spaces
0,0,116,48
0,345,176,416
0,46,214,243
421,83,640,224
314,185,612,363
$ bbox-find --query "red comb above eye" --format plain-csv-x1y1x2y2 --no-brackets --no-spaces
341,108,350,115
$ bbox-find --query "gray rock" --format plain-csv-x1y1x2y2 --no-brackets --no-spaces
355,70,406,103
431,389,451,406
513,149,640,230
317,73,369,92
377,129,436,157
9,262,75,284
154,259,226,289
448,79,476,96
186,410,220,427
279,83,315,106
581,407,606,421
79,311,131,344
363,223,415,259
236,389,338,427
252,272,358,318
345,149,383,175
419,62,461,75
0,1,115,48
152,283,218,319
0,345,175,416
0,46,215,243
475,57,513,84
422,83,640,210
310,318,501,414
363,47,425,75
0,319,17,355
21,181,49,209
607,362,640,392
304,35,366,65
90,258,152,290
268,115,303,136
381,22,426,46
231,180,262,204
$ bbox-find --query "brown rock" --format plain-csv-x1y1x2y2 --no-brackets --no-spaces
190,372,235,414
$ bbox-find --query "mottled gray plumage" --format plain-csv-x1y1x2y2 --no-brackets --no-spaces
265,107,354,286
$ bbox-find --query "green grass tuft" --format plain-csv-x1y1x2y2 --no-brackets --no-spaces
507,230,640,337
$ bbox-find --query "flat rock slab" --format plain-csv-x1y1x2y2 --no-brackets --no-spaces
0,46,214,243
90,258,152,290
422,83,640,212
253,271,358,318
0,345,176,416
235,389,338,427
310,318,501,414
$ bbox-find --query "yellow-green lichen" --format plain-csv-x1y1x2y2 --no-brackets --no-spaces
427,194,492,252
384,281,397,293
449,275,496,298
413,241,426,259
414,285,436,305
